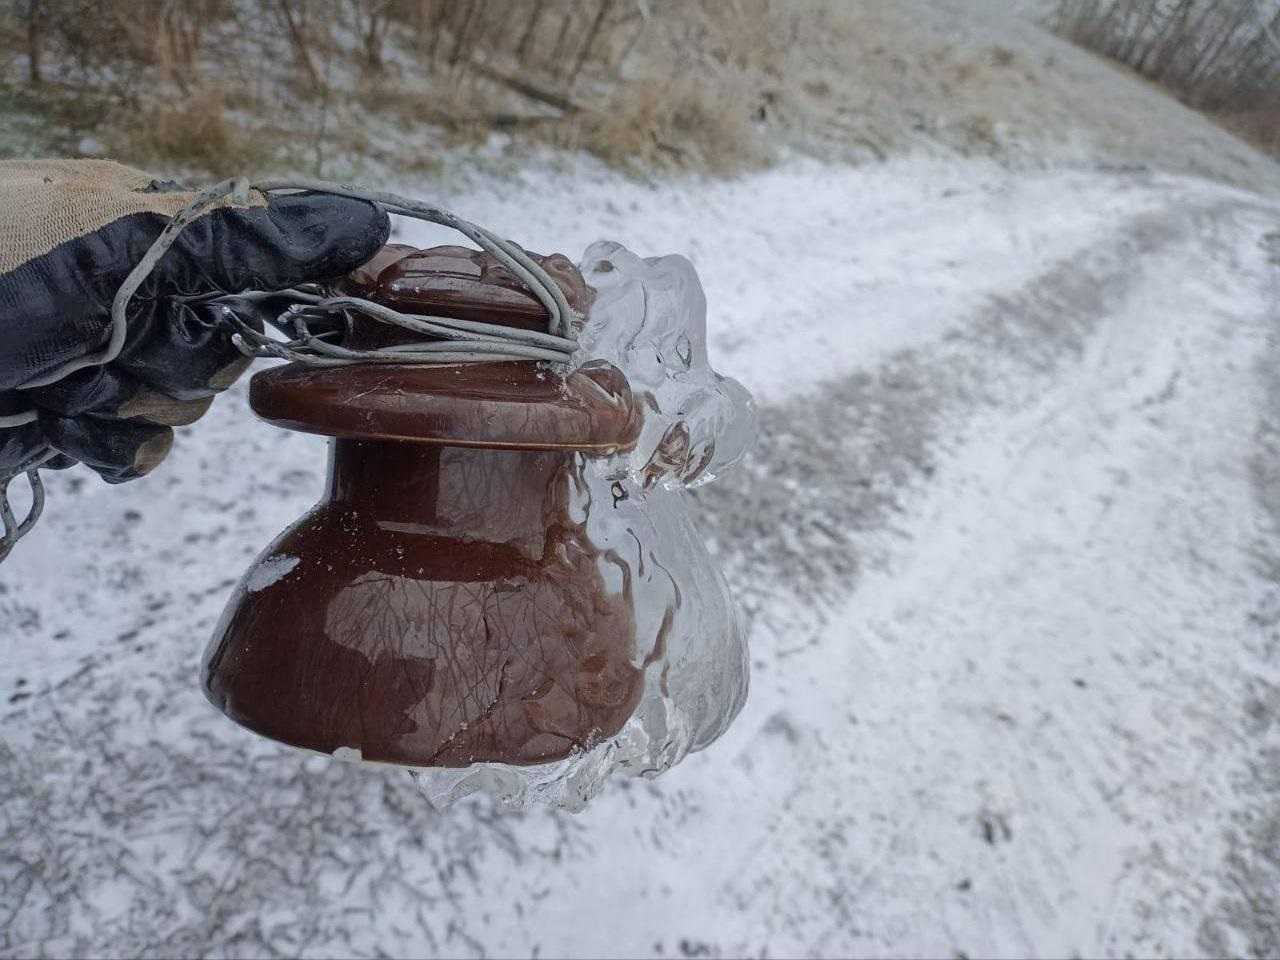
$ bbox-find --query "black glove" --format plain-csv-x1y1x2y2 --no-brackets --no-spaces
0,160,389,482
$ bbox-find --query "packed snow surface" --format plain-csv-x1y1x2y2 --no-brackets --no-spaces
2,156,1279,958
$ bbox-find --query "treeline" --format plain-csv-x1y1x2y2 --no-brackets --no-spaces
1,1,785,174
1054,0,1280,109
6,0,739,105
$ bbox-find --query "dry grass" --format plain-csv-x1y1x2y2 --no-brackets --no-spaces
107,88,272,176
557,74,772,175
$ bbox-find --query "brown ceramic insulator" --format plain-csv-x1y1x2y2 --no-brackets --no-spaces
202,246,646,768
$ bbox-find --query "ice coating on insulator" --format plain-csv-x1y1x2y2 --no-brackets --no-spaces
577,241,757,490
411,242,756,811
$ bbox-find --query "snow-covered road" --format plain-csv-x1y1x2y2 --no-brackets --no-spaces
2,159,1278,958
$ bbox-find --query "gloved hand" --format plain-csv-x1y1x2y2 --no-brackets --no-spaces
0,160,389,482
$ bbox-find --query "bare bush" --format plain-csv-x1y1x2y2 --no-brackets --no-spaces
567,73,772,174
110,86,273,176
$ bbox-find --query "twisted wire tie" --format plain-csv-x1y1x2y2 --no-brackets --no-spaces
0,178,582,563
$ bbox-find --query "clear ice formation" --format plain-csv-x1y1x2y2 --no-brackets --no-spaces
413,241,757,811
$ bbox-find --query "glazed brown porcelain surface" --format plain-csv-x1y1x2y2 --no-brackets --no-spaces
203,247,645,767
205,439,642,766
250,360,638,450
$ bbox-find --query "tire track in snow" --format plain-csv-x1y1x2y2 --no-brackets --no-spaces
697,201,1195,610
691,195,1279,958
1197,229,1280,960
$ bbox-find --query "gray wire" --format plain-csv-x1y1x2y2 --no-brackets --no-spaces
0,410,38,428
0,178,581,564
10,176,579,396
253,178,577,339
20,178,259,391
293,297,578,352
0,453,51,563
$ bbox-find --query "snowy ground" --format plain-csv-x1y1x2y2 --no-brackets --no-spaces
2,156,1279,958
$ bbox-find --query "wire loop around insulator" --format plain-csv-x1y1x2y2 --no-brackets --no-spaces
0,178,582,564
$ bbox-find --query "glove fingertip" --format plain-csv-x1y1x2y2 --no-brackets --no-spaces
264,192,392,282
116,429,173,481
40,413,174,484
44,453,77,471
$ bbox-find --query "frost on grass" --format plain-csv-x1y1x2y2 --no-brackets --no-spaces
0,657,589,959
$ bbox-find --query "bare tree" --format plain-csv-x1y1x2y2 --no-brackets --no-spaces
516,2,548,61
351,0,391,74
274,0,324,91
25,0,43,85
1055,0,1280,108
568,0,614,87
